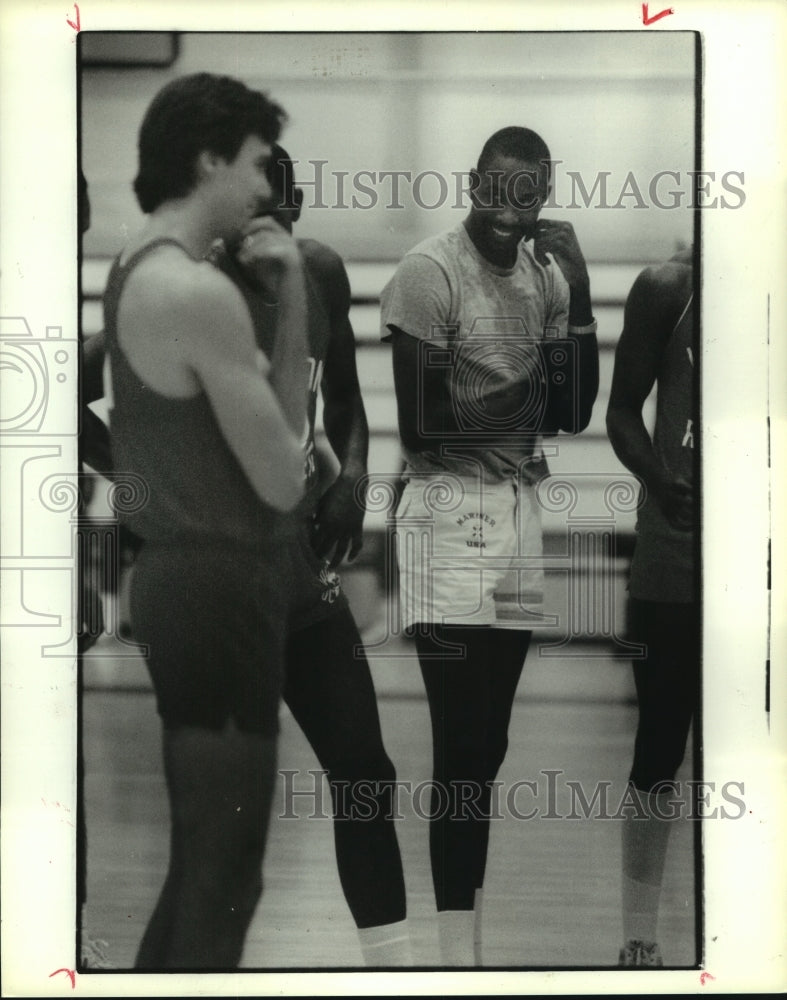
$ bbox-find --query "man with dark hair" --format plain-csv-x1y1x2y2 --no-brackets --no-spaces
83,142,412,965
100,72,308,969
606,247,698,968
381,125,599,964
475,125,552,190
132,72,287,213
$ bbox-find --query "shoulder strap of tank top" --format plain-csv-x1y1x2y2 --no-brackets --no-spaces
105,238,194,346
117,236,193,273
671,291,693,338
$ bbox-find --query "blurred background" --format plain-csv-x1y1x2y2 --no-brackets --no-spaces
80,30,697,682
81,32,696,261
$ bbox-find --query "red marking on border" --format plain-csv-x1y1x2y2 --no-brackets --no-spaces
642,2,674,24
700,971,716,985
49,968,76,988
66,4,81,32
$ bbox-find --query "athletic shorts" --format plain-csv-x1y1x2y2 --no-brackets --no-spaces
285,517,351,632
130,541,290,735
395,474,545,630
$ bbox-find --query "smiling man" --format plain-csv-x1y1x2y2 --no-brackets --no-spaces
82,140,412,967
381,126,599,965
102,73,308,970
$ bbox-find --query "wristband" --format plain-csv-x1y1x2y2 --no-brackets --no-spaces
567,319,598,335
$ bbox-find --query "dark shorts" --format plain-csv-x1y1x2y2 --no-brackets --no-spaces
130,542,290,735
286,518,350,632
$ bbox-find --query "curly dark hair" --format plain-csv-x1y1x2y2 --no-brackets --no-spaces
133,73,287,213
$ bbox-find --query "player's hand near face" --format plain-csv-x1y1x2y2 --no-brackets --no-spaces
530,219,590,290
312,474,366,570
235,215,303,296
235,215,309,435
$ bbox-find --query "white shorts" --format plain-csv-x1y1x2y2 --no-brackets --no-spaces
394,474,547,630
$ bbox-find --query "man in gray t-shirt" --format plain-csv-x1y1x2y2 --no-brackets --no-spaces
380,126,599,965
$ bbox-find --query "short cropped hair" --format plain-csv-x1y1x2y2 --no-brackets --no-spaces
477,126,552,178
133,73,287,213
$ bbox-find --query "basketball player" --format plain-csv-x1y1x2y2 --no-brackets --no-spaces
212,145,412,966
381,126,599,964
82,146,412,965
101,73,308,969
606,248,698,967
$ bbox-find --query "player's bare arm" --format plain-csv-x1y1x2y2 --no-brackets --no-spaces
391,324,531,450
83,329,106,405
532,220,599,434
606,261,693,529
304,241,370,568
235,215,309,436
390,325,464,454
79,329,115,476
121,252,305,512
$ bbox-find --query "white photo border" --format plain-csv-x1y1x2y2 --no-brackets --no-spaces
1,0,785,996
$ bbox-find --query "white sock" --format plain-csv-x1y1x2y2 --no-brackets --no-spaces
622,874,663,945
621,786,673,945
358,919,412,967
473,888,484,966
437,909,475,966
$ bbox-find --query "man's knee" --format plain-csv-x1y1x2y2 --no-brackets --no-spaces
630,749,687,792
327,751,399,817
325,742,397,787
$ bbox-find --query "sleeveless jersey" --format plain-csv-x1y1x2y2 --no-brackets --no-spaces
629,293,696,602
213,238,331,516
103,238,292,551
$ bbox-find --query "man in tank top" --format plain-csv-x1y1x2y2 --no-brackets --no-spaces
607,247,698,967
84,144,413,965
102,72,308,970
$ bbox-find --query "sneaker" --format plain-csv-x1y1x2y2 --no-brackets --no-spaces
81,936,116,969
618,938,664,967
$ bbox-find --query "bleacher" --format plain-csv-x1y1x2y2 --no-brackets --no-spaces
82,256,651,647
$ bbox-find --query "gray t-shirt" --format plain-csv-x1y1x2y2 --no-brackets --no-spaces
381,223,570,484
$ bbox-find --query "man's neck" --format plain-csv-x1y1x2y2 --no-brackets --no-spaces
143,201,217,260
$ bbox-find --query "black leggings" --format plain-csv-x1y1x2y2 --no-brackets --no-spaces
414,624,531,911
628,599,700,792
283,610,406,929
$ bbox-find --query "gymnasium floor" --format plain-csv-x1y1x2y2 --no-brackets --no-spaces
81,595,699,972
